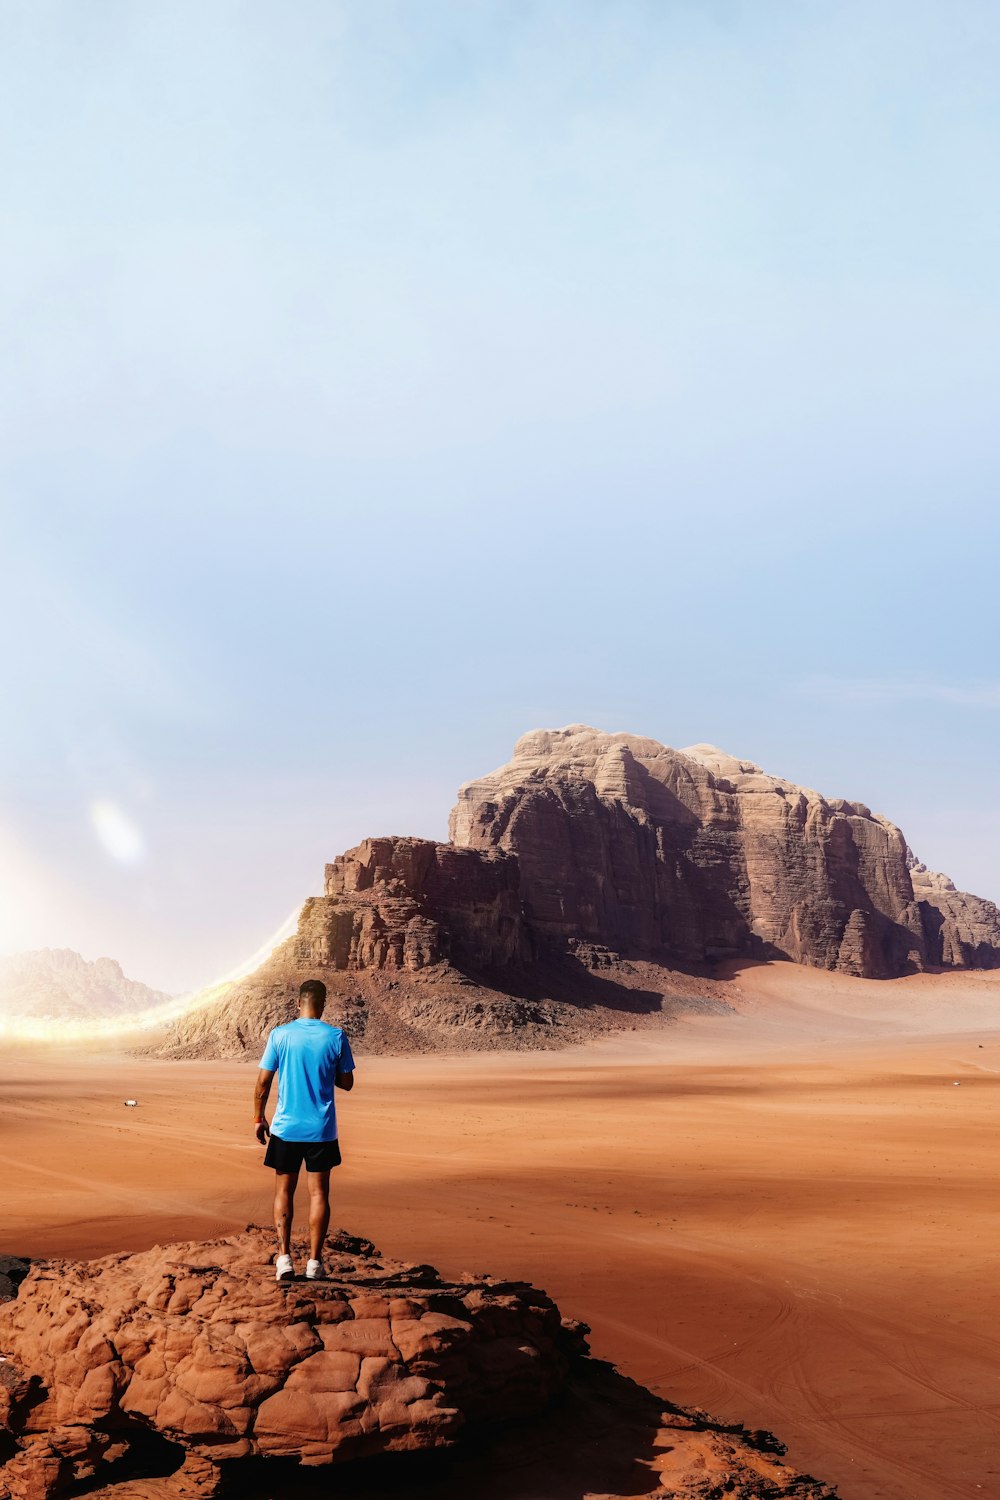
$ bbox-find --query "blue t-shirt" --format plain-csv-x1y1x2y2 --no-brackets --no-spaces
259,1019,356,1143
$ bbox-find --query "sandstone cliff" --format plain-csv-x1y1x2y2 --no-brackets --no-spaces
0,1225,838,1500
448,726,994,980
153,725,1000,1059
318,836,532,972
907,848,1000,968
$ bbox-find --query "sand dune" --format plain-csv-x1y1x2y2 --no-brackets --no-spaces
2,960,999,1499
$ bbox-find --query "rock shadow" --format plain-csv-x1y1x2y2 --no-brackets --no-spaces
461,951,667,1015
65,1355,836,1500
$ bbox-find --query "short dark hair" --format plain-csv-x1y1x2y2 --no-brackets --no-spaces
299,979,327,1005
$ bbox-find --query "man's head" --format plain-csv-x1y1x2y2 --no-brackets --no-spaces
298,979,327,1018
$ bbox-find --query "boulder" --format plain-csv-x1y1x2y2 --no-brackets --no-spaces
0,1225,580,1499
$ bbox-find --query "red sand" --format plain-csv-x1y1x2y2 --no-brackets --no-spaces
3,959,999,1500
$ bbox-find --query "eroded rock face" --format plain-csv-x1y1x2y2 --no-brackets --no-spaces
154,725,1000,1060
449,725,1000,978
908,851,1000,969
0,1225,580,1499
315,836,532,972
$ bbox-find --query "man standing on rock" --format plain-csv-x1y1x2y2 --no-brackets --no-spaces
253,978,356,1282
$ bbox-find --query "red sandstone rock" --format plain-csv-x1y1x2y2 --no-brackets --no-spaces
449,727,942,978
906,848,1000,968
317,836,532,972
0,1226,579,1499
0,1228,838,1500
153,725,1000,1060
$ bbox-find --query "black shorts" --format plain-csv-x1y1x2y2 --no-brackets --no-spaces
264,1132,342,1173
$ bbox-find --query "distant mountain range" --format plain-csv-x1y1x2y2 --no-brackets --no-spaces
0,947,173,1022
154,724,1000,1060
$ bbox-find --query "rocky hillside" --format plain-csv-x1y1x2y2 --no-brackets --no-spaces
154,725,1000,1059
0,947,173,1023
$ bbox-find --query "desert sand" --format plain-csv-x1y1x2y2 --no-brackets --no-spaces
3,959,999,1500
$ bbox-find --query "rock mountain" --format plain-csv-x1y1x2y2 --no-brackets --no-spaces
0,948,172,1025
157,725,1000,1059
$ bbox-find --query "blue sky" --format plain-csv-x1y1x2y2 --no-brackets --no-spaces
2,2,998,992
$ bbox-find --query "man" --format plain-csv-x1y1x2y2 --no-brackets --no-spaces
253,978,356,1282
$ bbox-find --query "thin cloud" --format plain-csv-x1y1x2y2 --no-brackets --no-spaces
797,677,1000,708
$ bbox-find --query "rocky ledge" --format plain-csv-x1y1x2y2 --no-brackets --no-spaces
0,1227,837,1500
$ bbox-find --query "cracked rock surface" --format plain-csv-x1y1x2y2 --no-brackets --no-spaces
0,1224,578,1498
0,1225,838,1500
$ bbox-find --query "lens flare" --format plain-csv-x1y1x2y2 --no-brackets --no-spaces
89,799,145,864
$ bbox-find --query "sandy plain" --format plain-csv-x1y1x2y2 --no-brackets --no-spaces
2,959,999,1500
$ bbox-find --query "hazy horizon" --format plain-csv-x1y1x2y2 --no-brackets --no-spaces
3,3,998,992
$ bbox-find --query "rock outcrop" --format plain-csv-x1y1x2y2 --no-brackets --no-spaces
316,836,533,972
0,1258,28,1305
449,726,980,980
907,849,1000,969
0,1224,578,1499
154,725,1000,1060
0,1226,838,1500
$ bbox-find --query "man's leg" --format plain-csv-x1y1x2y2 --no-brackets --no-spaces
306,1169,331,1263
273,1168,299,1256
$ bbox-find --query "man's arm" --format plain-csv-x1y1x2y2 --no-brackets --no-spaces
336,1033,356,1092
254,1068,275,1142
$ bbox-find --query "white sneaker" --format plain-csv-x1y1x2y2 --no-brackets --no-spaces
305,1259,324,1280
275,1253,294,1282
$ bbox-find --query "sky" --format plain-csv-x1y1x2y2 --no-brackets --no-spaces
1,1,998,993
